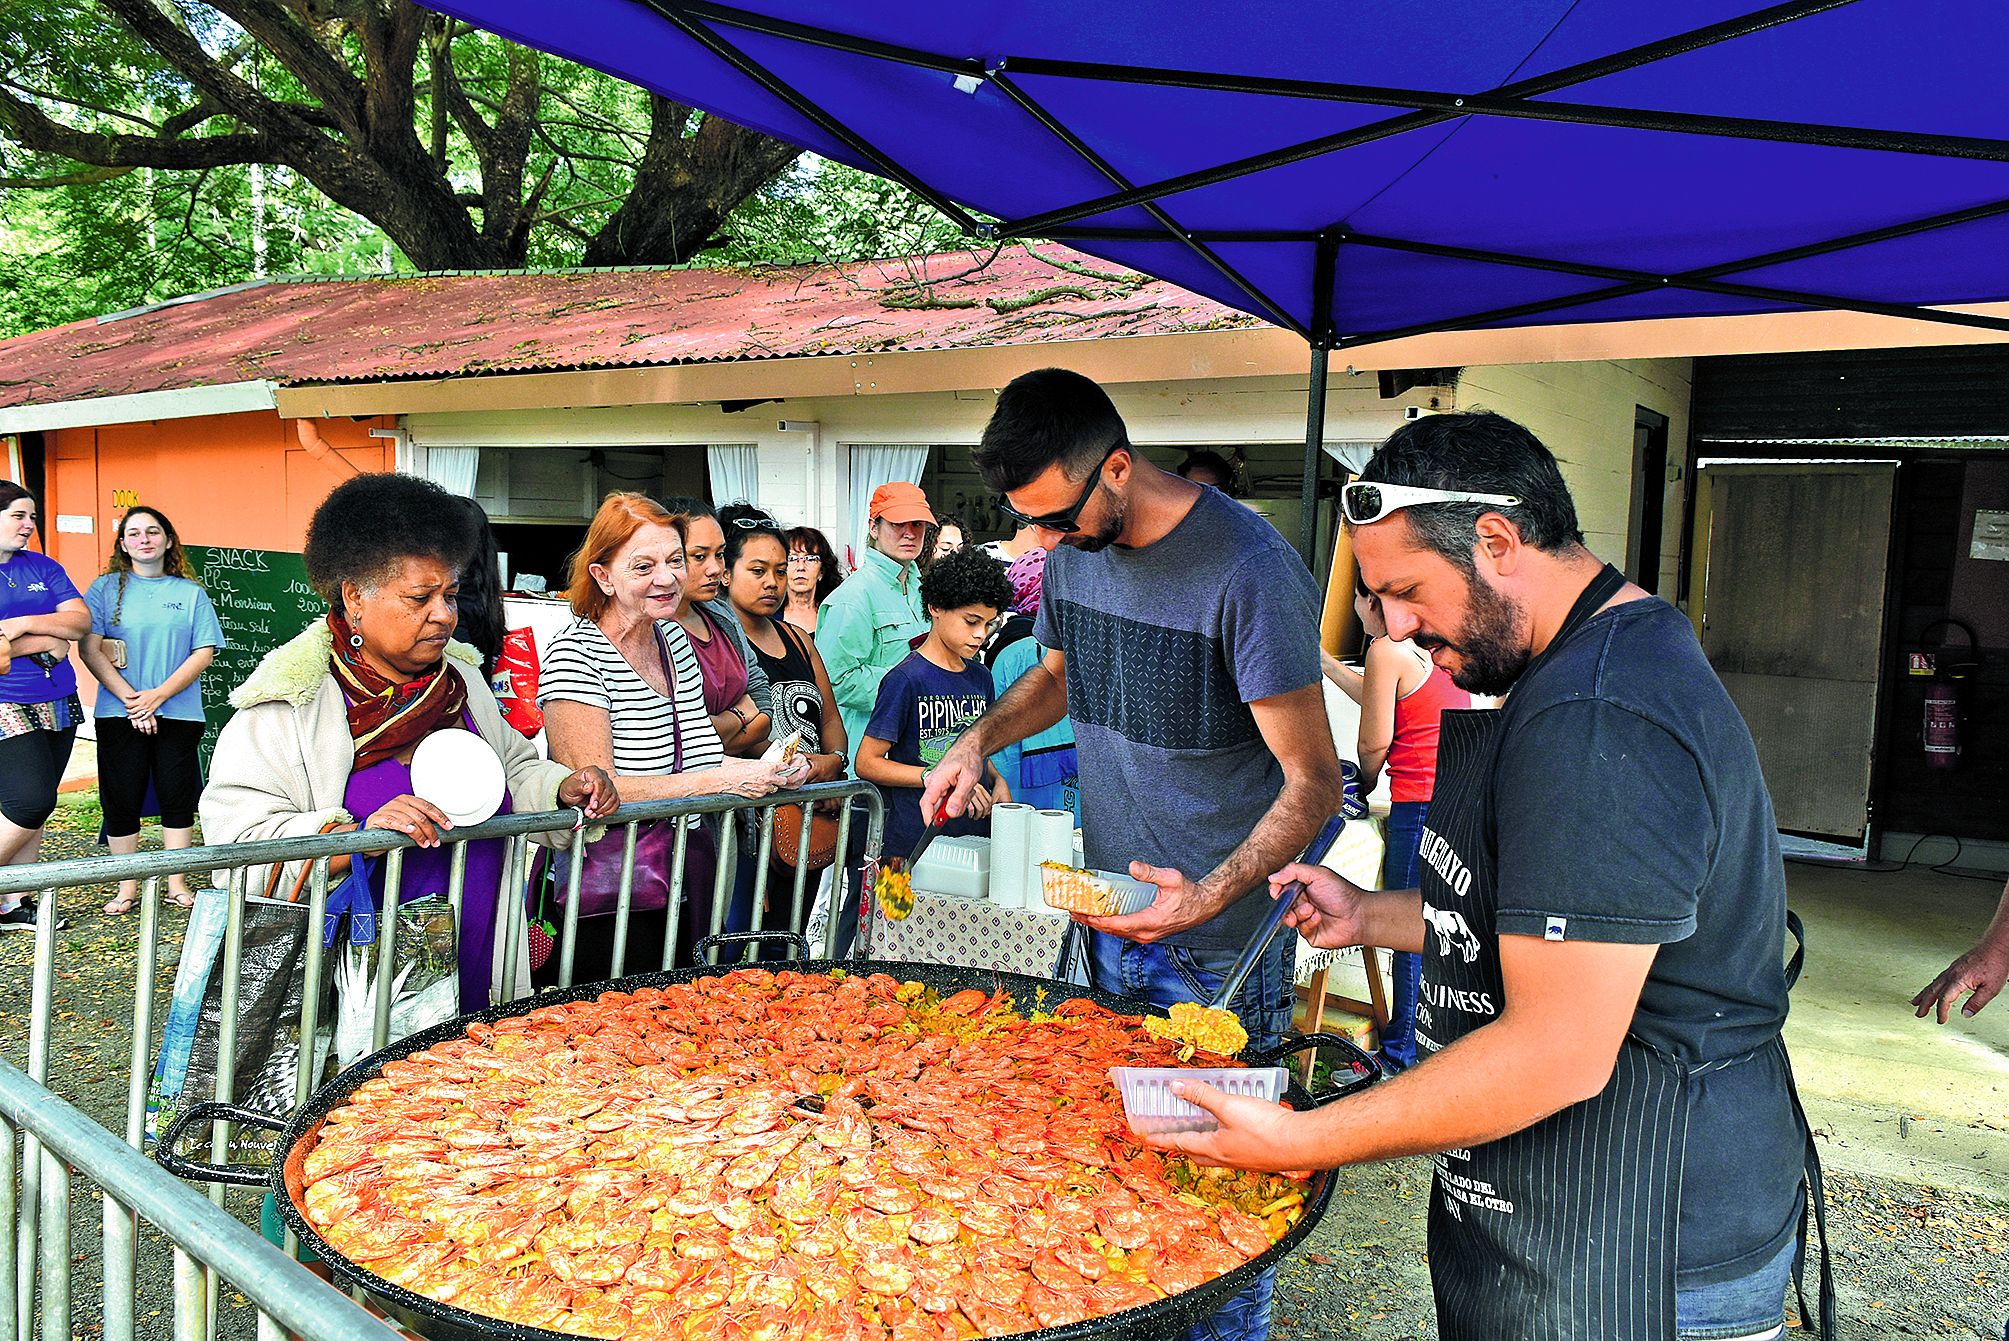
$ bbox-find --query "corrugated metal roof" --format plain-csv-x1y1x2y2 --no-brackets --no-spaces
0,246,1259,412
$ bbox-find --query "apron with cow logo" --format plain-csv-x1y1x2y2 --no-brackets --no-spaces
1418,564,1701,1340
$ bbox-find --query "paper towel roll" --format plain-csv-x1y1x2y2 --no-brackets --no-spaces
1029,809,1077,908
988,803,1034,906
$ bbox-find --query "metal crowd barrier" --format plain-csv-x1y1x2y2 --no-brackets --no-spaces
0,1058,405,1341
0,781,883,1341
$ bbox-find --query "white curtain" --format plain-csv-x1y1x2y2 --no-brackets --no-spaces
846,444,929,565
1322,439,1385,474
421,444,480,497
707,444,761,508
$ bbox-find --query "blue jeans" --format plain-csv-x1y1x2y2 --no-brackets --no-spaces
1087,929,1295,1341
1675,1233,1794,1339
1379,800,1429,1070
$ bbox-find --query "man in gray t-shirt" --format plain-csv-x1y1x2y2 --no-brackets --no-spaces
923,368,1341,1040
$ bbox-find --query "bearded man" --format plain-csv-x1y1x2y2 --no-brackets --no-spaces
1153,411,1828,1341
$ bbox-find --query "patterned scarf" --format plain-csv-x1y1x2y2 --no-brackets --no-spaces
326,610,468,771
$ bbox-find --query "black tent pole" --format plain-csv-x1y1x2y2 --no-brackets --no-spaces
1299,235,1340,563
1300,346,1330,563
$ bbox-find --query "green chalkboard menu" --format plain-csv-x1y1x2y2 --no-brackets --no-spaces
184,545,326,770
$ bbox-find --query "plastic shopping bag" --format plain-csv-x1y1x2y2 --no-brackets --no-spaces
333,895,460,1070
148,890,330,1161
494,626,544,739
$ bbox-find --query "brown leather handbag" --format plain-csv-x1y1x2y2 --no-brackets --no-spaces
771,801,839,871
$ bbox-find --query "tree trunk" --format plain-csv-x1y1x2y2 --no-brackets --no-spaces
583,100,800,266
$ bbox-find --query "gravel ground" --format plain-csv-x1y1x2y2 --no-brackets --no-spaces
6,798,2005,1340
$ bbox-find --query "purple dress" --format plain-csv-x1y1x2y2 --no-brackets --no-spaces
340,713,515,1012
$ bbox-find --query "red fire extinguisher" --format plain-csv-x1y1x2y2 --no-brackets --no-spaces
1918,619,1978,770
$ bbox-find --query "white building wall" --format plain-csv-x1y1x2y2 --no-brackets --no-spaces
1452,358,1693,594
404,369,1440,541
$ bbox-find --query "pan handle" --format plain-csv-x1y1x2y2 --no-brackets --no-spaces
693,930,812,964
154,1101,286,1188
1247,1031,1380,1106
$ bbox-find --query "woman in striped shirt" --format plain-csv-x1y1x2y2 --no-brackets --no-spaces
540,493,794,975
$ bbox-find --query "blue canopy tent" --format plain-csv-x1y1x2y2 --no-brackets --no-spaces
423,0,2009,556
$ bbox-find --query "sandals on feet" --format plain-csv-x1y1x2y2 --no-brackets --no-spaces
170,890,198,909
103,893,139,916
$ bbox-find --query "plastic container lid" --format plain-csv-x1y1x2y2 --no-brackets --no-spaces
1109,1066,1290,1135
409,728,506,827
1040,863,1156,916
910,835,989,900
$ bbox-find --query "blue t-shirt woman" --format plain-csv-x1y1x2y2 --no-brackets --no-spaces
79,507,225,913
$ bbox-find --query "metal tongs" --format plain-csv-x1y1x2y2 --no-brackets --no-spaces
875,795,952,923
1206,812,1350,1013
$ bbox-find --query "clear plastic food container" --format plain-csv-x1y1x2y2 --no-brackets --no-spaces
1039,863,1156,916
1108,1066,1290,1135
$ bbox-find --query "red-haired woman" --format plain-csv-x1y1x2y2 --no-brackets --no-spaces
539,492,794,976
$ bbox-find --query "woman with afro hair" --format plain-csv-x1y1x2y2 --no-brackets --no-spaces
200,472,617,1010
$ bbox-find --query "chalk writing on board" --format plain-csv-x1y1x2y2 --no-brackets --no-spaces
185,545,326,771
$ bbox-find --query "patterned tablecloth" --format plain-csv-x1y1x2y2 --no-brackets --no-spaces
860,889,1074,980
858,813,1387,985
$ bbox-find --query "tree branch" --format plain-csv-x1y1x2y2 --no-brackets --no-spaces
0,85,268,171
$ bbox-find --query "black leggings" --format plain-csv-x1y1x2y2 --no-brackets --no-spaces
96,716,204,836
0,726,77,830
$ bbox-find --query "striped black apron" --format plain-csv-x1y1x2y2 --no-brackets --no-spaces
1415,565,1833,1340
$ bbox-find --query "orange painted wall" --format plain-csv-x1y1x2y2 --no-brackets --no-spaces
43,410,395,589
41,409,395,709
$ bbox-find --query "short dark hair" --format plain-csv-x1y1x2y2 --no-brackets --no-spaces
973,368,1127,493
920,546,1011,615
305,473,482,602
1177,450,1233,483
660,495,716,523
1358,411,1583,571
785,525,844,605
0,480,33,512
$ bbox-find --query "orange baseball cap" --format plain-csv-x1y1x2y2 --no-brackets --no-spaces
869,482,936,525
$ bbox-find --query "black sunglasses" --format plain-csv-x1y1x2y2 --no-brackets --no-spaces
996,443,1125,534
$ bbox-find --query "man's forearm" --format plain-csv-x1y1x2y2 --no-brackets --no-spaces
1281,1010,1601,1167
1197,764,1342,917
1358,888,1426,955
965,660,1066,758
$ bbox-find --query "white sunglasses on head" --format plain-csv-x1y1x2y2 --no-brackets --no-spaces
1341,481,1521,525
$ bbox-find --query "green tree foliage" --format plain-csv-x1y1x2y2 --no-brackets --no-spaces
0,0,807,334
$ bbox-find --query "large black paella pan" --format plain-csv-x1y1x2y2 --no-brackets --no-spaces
158,931,1376,1341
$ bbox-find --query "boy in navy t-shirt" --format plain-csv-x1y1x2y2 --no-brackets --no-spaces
858,548,1014,859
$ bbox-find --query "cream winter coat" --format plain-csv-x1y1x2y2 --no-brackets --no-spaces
199,620,574,913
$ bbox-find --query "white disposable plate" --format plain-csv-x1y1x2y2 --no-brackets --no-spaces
409,728,506,827
1109,1066,1290,1135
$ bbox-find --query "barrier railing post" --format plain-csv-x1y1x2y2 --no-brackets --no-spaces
17,883,57,1338
370,848,405,1051
558,831,588,991
496,836,526,1000
706,817,737,963
0,1111,15,1341
104,875,161,1341
661,823,690,972
829,798,858,959
35,1142,68,1341
608,823,639,981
